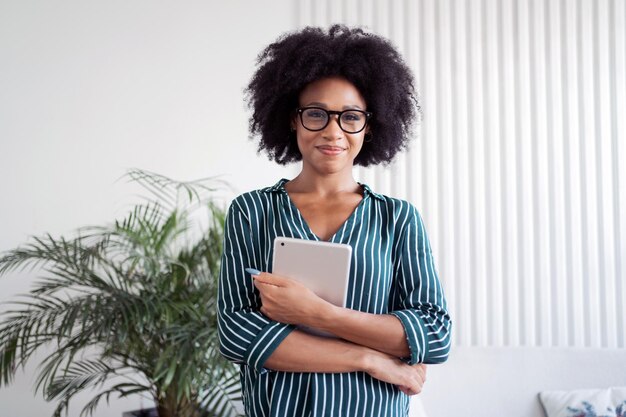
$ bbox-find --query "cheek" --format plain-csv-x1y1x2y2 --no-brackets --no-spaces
295,129,316,145
294,132,311,156
350,136,365,153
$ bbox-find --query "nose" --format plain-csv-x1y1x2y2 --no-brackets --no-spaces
322,114,344,139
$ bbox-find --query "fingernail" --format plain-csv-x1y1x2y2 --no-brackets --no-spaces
245,268,261,276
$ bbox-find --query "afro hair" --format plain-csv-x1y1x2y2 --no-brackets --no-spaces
245,24,419,167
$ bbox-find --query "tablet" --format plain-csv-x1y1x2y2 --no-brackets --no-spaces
272,236,352,310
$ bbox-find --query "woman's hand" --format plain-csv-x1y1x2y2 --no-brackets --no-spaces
252,272,331,326
361,349,427,396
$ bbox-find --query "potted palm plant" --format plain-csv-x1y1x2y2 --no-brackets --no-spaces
0,169,242,417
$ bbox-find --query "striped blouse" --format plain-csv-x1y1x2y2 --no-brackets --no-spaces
218,178,451,417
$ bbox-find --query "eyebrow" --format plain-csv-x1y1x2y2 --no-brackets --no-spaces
303,102,365,110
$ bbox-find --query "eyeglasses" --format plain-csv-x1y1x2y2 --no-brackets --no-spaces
296,107,373,134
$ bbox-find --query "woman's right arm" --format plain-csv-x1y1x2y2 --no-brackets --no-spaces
218,201,297,371
264,329,427,395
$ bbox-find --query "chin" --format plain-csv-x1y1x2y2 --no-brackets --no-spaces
315,161,355,175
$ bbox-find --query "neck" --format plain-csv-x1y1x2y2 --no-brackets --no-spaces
287,166,360,197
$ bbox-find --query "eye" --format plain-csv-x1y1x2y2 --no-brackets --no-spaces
304,109,327,119
342,111,363,122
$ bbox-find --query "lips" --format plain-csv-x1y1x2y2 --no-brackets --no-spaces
316,145,346,155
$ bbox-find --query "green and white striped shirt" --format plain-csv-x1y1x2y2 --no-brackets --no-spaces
218,178,451,417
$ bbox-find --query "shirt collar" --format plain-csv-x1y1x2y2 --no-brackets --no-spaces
263,178,385,201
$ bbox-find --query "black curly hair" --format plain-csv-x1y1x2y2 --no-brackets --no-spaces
245,24,419,167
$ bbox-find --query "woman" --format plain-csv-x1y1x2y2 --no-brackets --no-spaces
218,25,451,417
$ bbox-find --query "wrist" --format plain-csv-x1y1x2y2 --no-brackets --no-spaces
354,346,377,373
307,299,340,330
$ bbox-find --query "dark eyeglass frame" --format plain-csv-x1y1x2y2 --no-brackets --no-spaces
296,107,373,134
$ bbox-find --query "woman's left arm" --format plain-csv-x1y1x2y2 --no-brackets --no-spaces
254,205,452,364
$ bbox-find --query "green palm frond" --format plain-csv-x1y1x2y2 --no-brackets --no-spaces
0,168,241,417
45,358,117,400
200,370,242,417
117,168,232,214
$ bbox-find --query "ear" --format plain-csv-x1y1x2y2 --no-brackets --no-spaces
290,113,298,131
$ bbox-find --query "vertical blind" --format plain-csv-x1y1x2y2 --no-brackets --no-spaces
295,0,626,348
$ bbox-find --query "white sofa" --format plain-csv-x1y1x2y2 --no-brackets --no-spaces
415,347,626,417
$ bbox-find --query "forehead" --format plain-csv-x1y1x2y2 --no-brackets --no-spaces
298,77,366,109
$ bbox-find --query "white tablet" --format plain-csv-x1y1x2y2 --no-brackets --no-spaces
272,236,352,309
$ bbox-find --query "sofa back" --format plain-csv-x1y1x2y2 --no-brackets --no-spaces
417,347,626,417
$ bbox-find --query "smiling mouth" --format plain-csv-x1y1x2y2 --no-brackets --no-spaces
316,146,346,155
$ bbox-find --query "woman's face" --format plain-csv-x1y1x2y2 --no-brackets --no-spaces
292,77,369,176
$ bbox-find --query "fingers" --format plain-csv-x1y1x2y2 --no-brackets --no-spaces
254,277,279,318
413,363,427,381
405,364,427,396
254,280,275,302
397,364,427,396
253,275,281,295
398,384,420,396
402,382,422,396
252,272,286,287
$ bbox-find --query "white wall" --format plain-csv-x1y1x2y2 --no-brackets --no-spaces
0,1,297,416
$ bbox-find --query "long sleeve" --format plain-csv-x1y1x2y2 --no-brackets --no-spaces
389,204,452,365
217,201,296,372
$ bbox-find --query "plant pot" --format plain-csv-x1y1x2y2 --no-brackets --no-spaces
122,408,158,417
